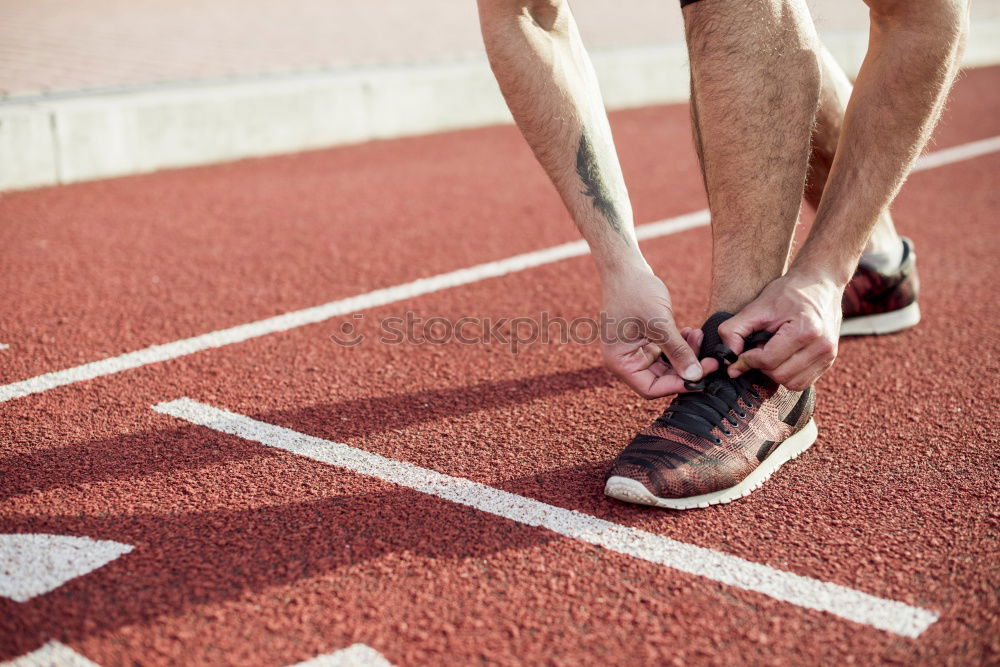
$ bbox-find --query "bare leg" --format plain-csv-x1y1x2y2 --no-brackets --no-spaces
683,0,822,313
721,0,966,390
807,44,901,269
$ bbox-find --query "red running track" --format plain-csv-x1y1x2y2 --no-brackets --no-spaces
1,66,998,665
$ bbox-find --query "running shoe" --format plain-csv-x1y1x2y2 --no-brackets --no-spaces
841,237,920,336
604,312,817,510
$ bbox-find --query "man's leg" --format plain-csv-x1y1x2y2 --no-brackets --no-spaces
719,0,965,382
683,0,822,314
807,45,902,271
602,0,825,510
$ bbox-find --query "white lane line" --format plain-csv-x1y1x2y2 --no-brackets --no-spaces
1,641,99,667
292,644,394,667
153,397,940,639
0,343,8,351
911,135,1000,172
2,135,998,404
0,211,704,404
0,534,134,603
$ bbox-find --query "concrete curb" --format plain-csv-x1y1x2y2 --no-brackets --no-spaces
3,21,999,192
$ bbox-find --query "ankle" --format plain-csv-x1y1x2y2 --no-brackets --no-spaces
708,274,774,315
707,291,759,316
860,234,904,272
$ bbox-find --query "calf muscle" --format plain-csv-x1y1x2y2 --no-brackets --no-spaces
683,0,822,312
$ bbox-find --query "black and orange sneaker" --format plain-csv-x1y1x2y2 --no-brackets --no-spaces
604,312,817,510
840,237,920,336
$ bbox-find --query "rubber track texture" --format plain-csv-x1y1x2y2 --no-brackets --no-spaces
0,67,998,665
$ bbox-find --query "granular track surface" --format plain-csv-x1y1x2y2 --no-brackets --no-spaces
1,67,998,665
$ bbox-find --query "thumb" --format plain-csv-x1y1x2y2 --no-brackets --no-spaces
648,316,703,382
718,308,768,356
727,346,767,377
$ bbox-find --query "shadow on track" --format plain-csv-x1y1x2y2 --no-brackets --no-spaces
258,365,617,441
0,366,631,657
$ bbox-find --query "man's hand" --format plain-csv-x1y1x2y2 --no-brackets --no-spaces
601,266,716,399
718,270,842,391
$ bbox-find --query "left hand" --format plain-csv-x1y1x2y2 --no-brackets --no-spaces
717,270,843,391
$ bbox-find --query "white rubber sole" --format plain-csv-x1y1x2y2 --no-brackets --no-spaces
604,418,818,510
840,302,920,336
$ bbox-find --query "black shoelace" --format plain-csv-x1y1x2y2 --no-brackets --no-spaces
656,332,771,444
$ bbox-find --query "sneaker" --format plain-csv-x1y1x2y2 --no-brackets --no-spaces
604,312,817,510
840,237,920,336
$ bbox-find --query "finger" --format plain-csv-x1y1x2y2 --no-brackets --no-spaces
699,356,720,375
619,367,688,399
606,342,664,380
636,342,661,369
641,343,674,378
780,341,837,390
778,355,834,391
718,309,772,356
783,365,824,392
728,328,800,378
659,353,720,377
763,347,818,388
682,327,704,352
649,358,672,377
647,372,692,397
647,316,703,382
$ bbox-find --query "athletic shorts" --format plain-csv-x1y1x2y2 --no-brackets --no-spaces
680,0,702,6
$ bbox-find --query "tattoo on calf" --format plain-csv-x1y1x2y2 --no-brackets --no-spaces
576,133,629,246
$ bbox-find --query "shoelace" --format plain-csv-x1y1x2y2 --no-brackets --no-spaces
656,332,772,444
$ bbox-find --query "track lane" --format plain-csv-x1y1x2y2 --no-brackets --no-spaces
153,396,939,638
1,67,998,386
0,105,696,383
2,152,997,663
1,67,997,666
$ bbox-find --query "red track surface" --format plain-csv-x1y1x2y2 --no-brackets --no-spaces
1,66,998,665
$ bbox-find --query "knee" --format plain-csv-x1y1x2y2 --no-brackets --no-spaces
525,0,567,30
866,0,968,48
684,0,822,72
477,0,569,31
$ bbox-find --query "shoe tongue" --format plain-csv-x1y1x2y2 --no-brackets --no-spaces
696,312,741,398
662,312,741,431
698,311,734,359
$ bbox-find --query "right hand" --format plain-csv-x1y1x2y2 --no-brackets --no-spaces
600,266,716,399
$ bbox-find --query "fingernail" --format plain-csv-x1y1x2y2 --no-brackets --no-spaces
683,364,703,381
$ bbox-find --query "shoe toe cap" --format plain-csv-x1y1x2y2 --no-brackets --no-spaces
607,434,749,500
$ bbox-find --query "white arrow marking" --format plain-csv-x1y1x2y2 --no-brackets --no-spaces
292,644,394,667
1,641,99,666
0,534,133,603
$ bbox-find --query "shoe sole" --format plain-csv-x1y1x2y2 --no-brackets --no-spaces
840,302,920,336
604,418,818,510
